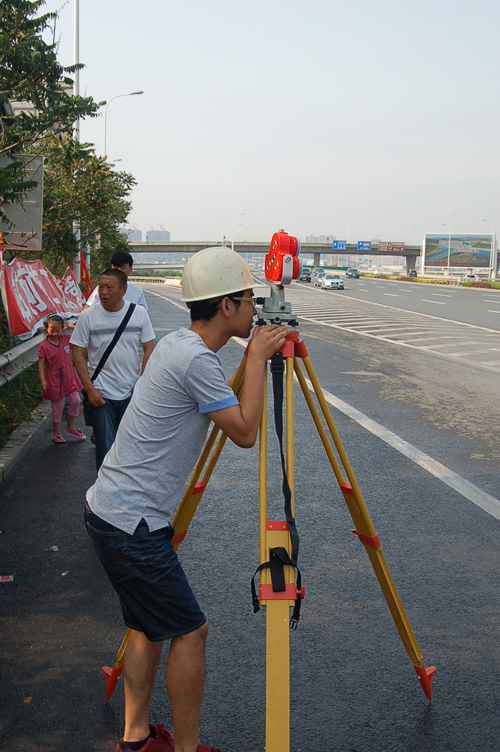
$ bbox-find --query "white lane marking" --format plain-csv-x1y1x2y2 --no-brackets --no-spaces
232,336,500,521
422,299,446,305
488,310,500,314
313,380,500,522
144,289,188,312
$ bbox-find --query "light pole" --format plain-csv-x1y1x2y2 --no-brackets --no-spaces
103,91,144,157
231,212,245,250
483,219,496,280
446,207,452,277
72,0,81,281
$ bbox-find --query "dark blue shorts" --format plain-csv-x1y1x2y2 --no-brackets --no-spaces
84,504,206,641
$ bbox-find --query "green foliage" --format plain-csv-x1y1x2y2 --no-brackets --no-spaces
0,295,15,352
40,134,135,276
0,361,42,448
0,0,101,210
0,1,136,279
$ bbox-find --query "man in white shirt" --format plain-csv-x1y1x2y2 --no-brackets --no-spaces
83,250,148,310
71,269,155,469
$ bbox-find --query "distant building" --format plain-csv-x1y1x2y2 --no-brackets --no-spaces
304,234,336,244
125,228,142,242
146,228,170,242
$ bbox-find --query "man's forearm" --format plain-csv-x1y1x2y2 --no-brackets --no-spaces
72,349,93,390
141,340,155,373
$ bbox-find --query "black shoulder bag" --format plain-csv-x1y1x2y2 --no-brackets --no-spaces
81,303,136,425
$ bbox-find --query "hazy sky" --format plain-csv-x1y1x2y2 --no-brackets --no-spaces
41,0,500,245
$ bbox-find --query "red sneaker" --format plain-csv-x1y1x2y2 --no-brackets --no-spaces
115,724,175,752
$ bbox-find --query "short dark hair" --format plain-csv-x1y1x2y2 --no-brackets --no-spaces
100,268,128,288
111,250,134,268
188,291,244,322
44,314,64,330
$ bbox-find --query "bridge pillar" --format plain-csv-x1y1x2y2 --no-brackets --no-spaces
405,254,416,274
313,252,321,268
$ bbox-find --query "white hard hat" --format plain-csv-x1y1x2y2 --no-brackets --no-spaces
181,246,254,303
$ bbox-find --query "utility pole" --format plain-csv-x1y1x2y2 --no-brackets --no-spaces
72,0,81,282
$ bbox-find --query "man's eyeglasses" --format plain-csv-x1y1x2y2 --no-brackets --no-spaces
231,296,258,306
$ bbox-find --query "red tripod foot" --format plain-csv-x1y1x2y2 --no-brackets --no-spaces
414,663,436,701
102,664,123,702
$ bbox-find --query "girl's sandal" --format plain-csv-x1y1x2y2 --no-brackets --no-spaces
64,428,86,440
52,434,66,444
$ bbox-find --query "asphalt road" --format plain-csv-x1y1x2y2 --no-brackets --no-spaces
1,281,499,752
321,275,500,330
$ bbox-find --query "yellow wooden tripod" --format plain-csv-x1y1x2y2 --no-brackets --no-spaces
102,292,435,751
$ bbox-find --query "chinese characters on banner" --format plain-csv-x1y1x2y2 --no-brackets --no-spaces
1,257,85,340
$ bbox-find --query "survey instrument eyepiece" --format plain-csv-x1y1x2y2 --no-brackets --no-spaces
265,231,302,285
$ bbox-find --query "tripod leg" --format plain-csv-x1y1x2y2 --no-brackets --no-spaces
293,355,436,700
258,358,298,751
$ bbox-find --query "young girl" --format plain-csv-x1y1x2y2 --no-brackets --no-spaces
37,314,86,444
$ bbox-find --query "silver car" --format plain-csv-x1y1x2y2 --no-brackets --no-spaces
460,274,480,283
313,269,326,286
321,274,344,290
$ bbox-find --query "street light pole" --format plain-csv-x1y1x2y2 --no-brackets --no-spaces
446,207,452,277
103,91,144,157
231,212,245,250
483,219,496,280
72,0,81,282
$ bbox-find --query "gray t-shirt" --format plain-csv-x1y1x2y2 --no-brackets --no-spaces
86,328,239,533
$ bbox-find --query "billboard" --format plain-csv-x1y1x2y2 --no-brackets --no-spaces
378,242,406,253
423,234,494,268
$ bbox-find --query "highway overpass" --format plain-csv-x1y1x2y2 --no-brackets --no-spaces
129,240,421,272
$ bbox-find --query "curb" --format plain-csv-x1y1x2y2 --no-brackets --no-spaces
0,401,52,484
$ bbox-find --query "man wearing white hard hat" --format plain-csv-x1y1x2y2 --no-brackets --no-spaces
84,247,289,752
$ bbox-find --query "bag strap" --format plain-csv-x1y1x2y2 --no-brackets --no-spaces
91,303,136,383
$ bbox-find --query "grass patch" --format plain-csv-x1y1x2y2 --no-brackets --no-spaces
1,299,44,449
0,363,43,449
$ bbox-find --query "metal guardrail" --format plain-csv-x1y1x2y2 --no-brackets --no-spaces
0,333,44,386
128,276,180,284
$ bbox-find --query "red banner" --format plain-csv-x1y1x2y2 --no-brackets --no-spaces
1,257,85,340
79,251,93,300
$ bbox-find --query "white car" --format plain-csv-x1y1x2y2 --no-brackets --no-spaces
461,274,480,284
321,274,344,290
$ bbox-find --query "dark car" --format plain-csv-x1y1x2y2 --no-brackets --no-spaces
346,268,359,278
408,270,417,278
299,270,312,282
